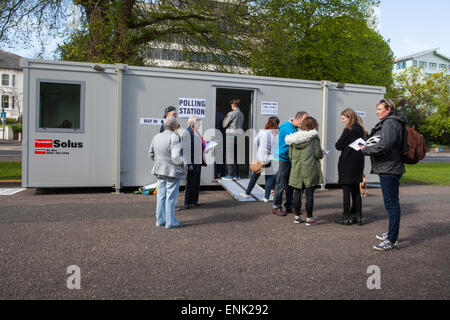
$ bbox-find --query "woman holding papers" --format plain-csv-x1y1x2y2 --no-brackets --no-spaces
335,108,367,225
183,116,206,209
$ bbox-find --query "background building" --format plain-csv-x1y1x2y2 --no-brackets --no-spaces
0,50,23,120
393,48,450,77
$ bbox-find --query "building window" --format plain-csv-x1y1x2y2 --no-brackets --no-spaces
396,63,401,70
12,75,15,87
440,64,447,70
413,60,417,67
429,62,437,69
1,95,9,109
38,81,85,132
2,74,9,86
419,61,427,68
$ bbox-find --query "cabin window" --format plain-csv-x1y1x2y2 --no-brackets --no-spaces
37,81,85,132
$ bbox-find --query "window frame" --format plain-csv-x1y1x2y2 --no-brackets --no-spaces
1,95,9,109
2,74,9,86
35,79,86,133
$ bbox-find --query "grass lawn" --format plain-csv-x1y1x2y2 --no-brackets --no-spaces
0,162,22,180
401,162,450,186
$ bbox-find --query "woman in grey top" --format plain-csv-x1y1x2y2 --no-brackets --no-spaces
149,117,186,229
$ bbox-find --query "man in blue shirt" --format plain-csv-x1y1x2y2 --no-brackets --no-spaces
272,111,308,216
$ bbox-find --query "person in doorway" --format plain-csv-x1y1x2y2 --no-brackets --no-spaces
149,117,186,229
335,108,367,225
285,116,323,225
240,117,280,202
360,99,406,251
160,106,178,133
183,116,206,209
271,111,308,216
222,98,244,180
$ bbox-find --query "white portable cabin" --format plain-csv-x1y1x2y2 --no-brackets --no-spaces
21,59,384,190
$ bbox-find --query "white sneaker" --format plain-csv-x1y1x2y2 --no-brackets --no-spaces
240,193,249,199
262,198,269,203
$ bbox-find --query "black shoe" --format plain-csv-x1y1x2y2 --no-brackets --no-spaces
335,219,352,225
184,204,193,209
285,208,294,214
193,203,200,207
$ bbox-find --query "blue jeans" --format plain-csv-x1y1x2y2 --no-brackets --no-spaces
245,172,276,200
379,174,401,243
273,160,293,209
156,176,181,229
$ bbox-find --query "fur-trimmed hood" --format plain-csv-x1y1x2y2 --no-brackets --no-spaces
285,129,319,146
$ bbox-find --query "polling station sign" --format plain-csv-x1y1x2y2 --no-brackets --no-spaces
178,98,206,118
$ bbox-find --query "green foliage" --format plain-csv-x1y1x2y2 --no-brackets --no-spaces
244,0,393,88
10,123,22,133
390,67,450,145
59,0,256,67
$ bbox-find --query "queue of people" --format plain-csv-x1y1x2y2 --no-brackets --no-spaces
149,99,405,251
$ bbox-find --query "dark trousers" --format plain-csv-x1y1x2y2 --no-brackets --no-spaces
379,174,401,243
273,160,293,210
293,186,315,218
226,136,240,177
342,183,362,219
185,169,201,205
245,172,276,200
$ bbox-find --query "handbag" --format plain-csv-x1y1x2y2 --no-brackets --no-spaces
250,158,264,174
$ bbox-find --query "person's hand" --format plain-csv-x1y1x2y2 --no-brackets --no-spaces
189,165,194,171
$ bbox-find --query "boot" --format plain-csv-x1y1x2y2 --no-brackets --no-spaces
335,212,352,225
354,212,363,225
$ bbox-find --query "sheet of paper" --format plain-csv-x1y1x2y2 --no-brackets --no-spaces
349,138,366,151
205,141,218,153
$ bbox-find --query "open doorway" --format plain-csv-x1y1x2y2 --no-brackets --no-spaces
215,88,253,179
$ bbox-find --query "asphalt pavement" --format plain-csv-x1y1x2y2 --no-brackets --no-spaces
0,184,448,300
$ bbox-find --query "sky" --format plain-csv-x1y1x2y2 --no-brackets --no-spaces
3,0,450,60
378,0,450,58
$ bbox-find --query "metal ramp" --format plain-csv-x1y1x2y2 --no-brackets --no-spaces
217,178,274,202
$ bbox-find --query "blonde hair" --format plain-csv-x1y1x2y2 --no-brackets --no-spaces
187,116,201,128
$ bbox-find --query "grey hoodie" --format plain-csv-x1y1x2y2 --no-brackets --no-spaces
363,111,407,176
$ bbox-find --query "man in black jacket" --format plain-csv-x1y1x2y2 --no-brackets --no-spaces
361,99,406,251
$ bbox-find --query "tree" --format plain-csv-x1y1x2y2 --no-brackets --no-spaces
243,0,393,88
390,67,450,145
1,1,259,67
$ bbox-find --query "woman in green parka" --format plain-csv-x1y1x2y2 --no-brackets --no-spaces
285,117,323,226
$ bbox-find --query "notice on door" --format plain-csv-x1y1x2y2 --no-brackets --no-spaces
178,98,206,118
261,101,278,115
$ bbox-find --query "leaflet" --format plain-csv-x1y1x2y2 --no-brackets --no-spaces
205,141,218,153
349,138,366,151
